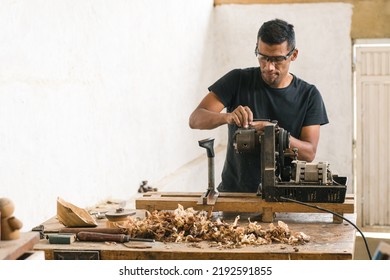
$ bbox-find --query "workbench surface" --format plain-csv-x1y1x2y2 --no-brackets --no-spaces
33,211,357,260
0,232,40,260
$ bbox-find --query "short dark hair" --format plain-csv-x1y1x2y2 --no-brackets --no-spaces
257,19,295,50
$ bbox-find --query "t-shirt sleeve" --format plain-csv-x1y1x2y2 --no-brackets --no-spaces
208,69,241,110
303,86,329,126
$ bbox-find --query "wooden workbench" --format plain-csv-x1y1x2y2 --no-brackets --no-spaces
0,232,40,260
33,210,357,260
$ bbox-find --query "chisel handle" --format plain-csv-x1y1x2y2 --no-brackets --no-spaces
77,232,127,242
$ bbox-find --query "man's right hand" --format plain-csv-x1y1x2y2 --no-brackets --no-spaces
189,92,257,130
228,105,253,128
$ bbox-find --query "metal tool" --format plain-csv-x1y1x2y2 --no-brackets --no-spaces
105,208,136,222
76,231,155,243
232,123,348,203
198,138,219,205
31,224,45,239
89,210,108,219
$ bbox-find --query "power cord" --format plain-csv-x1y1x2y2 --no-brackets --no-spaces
279,196,372,260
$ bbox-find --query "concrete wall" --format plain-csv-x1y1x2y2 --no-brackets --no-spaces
0,1,353,231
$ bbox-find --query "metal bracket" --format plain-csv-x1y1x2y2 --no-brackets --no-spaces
53,250,100,260
31,225,45,239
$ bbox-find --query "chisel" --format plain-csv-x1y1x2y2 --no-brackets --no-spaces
76,231,155,243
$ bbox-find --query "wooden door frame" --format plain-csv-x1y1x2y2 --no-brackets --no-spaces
353,39,390,230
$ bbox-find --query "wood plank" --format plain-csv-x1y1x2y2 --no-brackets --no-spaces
214,0,351,5
0,232,40,260
135,192,355,222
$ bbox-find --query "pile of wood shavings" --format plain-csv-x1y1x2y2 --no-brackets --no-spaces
118,204,310,249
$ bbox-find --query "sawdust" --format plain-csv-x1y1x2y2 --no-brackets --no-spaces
115,204,310,249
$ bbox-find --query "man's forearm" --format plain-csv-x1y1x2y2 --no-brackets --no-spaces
289,135,317,162
189,108,229,130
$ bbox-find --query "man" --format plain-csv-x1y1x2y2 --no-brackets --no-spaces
189,18,328,193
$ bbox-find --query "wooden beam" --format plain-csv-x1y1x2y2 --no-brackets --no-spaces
214,0,352,5
136,192,355,223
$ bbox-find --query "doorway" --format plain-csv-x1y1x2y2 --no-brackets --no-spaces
354,39,390,231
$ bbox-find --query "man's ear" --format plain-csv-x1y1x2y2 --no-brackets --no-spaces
291,49,298,61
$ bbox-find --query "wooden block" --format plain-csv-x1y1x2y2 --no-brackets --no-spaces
333,213,343,224
262,207,273,223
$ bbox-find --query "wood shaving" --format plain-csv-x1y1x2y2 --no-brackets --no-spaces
123,242,153,249
116,204,310,249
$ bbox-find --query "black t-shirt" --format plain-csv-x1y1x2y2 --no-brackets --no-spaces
208,67,329,193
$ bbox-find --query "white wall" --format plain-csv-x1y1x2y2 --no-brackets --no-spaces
0,1,353,231
0,0,217,231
